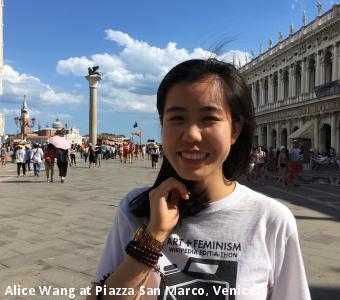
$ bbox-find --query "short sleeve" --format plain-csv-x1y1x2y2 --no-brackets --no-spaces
268,222,311,300
91,187,148,283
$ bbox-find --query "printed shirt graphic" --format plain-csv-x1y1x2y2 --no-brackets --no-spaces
92,184,311,300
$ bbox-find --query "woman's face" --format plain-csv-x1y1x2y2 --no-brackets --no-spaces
161,78,242,183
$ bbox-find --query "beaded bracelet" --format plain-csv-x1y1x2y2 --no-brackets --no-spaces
125,240,164,279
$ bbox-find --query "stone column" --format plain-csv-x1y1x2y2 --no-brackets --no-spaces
316,51,321,86
251,83,256,107
314,117,320,153
85,74,101,145
267,124,272,147
305,58,311,93
278,70,284,101
289,65,295,98
331,114,337,150
332,43,338,81
258,125,264,146
320,50,325,85
259,79,264,106
269,75,274,103
276,123,281,148
286,120,292,149
299,118,304,129
301,59,306,94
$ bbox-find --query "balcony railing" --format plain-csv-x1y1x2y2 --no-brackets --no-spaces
315,80,340,98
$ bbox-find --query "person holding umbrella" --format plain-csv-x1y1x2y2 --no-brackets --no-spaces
48,136,71,183
43,143,57,182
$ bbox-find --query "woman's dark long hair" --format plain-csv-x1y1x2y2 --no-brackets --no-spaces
129,58,255,219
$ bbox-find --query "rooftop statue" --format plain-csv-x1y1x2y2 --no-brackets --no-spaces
317,1,322,17
88,66,101,76
278,32,283,42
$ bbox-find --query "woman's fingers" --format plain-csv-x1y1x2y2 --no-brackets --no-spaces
157,177,190,200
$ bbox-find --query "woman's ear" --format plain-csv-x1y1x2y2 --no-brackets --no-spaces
231,118,244,145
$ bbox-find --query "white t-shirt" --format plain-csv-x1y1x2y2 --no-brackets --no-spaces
92,183,311,300
15,149,26,163
31,148,44,163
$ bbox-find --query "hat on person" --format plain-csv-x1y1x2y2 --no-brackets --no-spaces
18,145,23,149
280,146,286,150
153,144,159,148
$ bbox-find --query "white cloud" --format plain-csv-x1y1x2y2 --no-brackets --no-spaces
2,65,84,105
56,56,93,76
57,29,250,113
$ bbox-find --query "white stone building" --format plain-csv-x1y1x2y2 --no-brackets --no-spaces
240,3,340,155
64,127,82,145
52,117,83,145
0,0,3,95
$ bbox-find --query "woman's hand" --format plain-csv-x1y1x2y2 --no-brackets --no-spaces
147,177,190,242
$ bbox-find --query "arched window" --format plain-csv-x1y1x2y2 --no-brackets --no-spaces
324,50,332,84
256,82,260,107
273,73,278,102
283,70,289,99
295,64,302,95
264,77,269,104
309,58,316,92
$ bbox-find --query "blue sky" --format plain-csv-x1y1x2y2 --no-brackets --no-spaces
1,0,336,143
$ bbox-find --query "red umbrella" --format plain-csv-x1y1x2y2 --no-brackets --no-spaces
48,136,71,150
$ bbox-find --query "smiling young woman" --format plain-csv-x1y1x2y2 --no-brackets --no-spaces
87,59,311,300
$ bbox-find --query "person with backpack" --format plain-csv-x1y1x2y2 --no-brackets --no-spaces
56,148,69,183
43,143,57,182
31,143,44,177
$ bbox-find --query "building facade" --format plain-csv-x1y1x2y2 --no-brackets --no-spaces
0,0,3,95
240,3,340,155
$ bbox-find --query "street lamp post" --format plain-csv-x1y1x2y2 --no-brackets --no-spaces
14,116,36,140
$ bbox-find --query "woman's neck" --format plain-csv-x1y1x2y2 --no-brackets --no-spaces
191,177,236,203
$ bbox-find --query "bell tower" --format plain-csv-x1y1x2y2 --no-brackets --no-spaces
20,95,30,136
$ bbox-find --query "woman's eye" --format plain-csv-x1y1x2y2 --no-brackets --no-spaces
203,116,219,122
168,116,184,121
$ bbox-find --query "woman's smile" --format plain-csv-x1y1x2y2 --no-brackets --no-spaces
178,151,210,165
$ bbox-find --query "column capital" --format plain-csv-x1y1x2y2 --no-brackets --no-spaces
85,75,101,88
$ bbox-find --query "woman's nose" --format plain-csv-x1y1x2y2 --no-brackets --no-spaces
182,123,202,143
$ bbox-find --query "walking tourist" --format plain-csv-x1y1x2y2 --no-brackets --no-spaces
16,145,26,177
95,145,101,167
25,145,32,172
278,146,289,187
56,148,68,183
289,140,302,186
87,59,310,300
88,144,96,168
150,143,160,169
0,145,7,166
141,144,146,160
43,143,57,183
267,146,276,171
83,145,89,163
69,144,77,167
31,143,44,176
123,143,129,164
255,145,266,185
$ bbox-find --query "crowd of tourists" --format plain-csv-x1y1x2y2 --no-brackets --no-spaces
244,140,339,187
0,141,164,183
1,138,338,187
